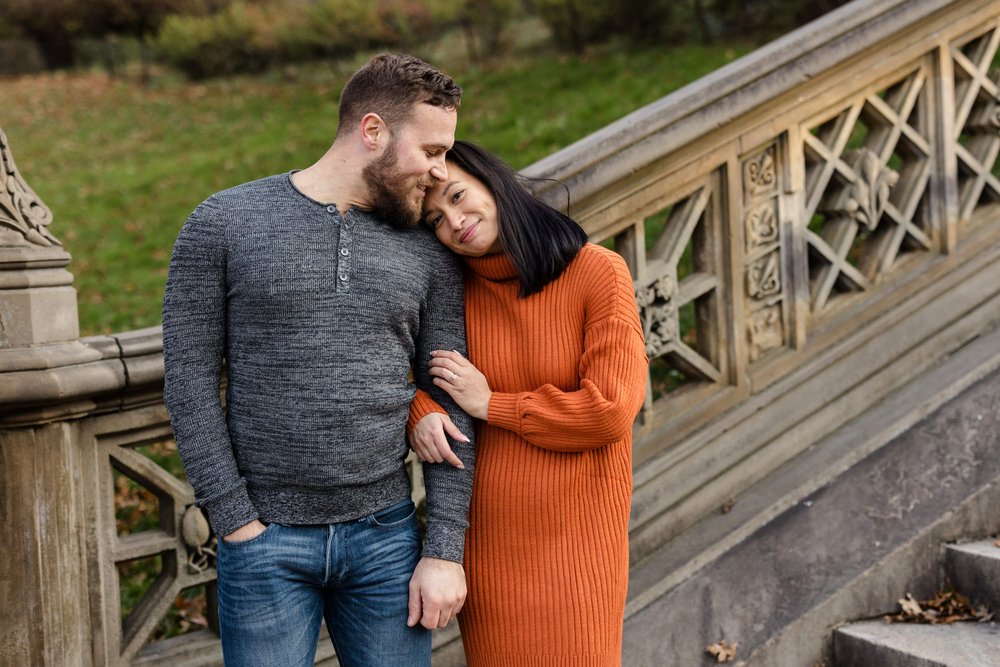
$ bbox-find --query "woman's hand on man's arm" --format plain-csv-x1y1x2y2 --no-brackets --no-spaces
428,350,493,420
411,412,469,468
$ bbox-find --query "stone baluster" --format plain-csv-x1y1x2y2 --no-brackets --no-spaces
0,126,94,666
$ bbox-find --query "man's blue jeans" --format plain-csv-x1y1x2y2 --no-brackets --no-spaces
215,498,430,667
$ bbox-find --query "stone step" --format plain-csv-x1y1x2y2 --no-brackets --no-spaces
945,541,1000,612
833,620,1000,667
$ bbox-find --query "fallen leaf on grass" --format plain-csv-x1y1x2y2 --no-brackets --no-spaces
706,639,737,663
884,586,993,625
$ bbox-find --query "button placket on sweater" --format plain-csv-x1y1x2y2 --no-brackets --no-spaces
332,206,353,292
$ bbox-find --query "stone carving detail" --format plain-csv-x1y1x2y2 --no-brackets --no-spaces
0,127,58,247
822,148,899,231
636,273,678,358
747,252,781,299
744,147,777,199
747,305,783,361
966,107,1000,135
745,201,779,252
181,505,217,574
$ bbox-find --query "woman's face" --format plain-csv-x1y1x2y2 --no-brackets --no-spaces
421,162,502,257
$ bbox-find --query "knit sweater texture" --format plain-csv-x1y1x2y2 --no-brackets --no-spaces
447,244,647,665
162,172,475,562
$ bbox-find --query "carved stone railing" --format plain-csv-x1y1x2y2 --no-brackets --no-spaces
2,0,1000,664
525,0,1000,564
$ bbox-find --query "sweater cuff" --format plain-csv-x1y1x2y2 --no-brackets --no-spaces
201,480,259,538
487,392,522,433
421,518,468,563
408,388,448,436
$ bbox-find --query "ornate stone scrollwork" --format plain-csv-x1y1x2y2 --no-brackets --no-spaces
181,505,217,574
745,201,779,252
747,305,783,361
747,252,781,299
636,273,678,358
824,148,899,231
744,147,777,199
0,126,58,247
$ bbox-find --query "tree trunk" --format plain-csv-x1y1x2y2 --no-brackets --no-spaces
35,36,75,70
692,0,713,44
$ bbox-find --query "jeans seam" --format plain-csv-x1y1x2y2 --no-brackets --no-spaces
324,524,333,585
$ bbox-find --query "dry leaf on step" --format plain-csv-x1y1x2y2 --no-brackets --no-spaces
899,593,922,616
706,639,737,663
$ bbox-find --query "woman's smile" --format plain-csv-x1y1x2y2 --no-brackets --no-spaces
459,221,479,244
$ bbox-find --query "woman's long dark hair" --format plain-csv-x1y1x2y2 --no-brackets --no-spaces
445,141,587,297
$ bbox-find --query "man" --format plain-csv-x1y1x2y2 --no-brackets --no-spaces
162,54,474,666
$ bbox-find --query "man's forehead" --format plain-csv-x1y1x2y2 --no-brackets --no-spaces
404,104,457,139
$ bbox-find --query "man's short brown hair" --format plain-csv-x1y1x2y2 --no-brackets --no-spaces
336,53,462,139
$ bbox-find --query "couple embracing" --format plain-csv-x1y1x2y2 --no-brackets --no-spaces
162,53,647,667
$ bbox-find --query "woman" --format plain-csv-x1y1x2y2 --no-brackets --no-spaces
409,141,647,665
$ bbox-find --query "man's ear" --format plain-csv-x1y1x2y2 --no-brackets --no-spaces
359,113,386,151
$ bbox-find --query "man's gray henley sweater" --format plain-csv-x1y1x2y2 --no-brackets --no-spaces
162,172,475,562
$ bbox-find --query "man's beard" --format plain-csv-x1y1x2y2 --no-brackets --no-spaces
362,138,422,229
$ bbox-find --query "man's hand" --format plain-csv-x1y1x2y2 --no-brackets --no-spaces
411,412,468,468
223,519,267,543
407,556,466,629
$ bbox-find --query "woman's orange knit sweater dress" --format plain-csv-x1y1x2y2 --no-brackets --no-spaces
452,244,647,666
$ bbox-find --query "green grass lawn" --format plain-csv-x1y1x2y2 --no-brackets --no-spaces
4,39,749,335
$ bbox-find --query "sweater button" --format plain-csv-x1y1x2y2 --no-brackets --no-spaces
340,248,349,256
326,205,336,214
339,273,348,282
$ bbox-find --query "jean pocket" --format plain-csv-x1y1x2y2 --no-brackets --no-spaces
370,500,416,529
220,522,278,548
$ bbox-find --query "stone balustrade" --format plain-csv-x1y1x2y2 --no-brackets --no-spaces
1,0,999,663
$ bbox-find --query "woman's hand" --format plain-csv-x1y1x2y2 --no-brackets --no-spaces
429,350,492,420
411,412,468,468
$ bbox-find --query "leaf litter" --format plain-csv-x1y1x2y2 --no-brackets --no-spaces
884,585,993,625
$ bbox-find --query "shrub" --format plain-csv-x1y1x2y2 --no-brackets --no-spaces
155,0,450,78
155,3,267,78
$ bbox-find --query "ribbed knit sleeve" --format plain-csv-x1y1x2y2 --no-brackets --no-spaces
163,201,258,538
406,388,448,435
485,248,647,453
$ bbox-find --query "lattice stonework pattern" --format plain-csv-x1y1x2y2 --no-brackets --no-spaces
952,21,1000,230
742,144,786,361
97,420,219,663
635,175,727,398
801,61,937,313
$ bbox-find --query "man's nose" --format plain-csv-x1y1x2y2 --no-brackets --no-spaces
430,158,448,182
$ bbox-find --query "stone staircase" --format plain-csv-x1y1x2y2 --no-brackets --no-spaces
834,541,1000,666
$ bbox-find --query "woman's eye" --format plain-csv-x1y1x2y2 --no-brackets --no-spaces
452,190,464,204
428,216,442,229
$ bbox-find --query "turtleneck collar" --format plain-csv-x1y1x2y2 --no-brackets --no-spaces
464,252,519,282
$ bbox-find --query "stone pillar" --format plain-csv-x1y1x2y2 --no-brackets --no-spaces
0,127,78,349
0,127,94,666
